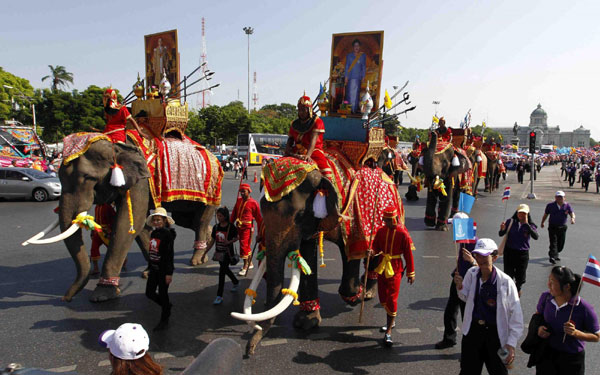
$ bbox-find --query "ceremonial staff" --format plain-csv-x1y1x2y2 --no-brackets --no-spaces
359,183,382,323
368,80,409,121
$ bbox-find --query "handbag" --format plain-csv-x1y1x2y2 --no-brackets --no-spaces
498,219,513,256
225,223,240,266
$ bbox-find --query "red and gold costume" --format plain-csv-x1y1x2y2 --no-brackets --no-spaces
288,96,329,174
372,207,415,317
102,88,131,143
90,203,116,261
230,183,263,259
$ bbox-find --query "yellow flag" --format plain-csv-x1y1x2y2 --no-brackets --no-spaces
499,134,503,140
432,115,439,125
384,90,392,109
482,121,486,128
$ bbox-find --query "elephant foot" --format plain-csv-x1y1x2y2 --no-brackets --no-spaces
293,309,322,330
246,329,264,356
190,251,208,266
435,223,449,231
89,284,121,303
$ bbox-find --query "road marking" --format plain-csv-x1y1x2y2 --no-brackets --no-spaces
47,365,77,372
0,282,17,286
261,338,288,346
30,278,53,283
446,256,456,258
154,352,175,359
98,360,111,367
307,332,330,340
343,329,373,336
19,291,63,298
396,328,421,334
323,258,336,261
422,255,439,259
437,327,459,332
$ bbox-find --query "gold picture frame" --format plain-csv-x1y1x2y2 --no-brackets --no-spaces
144,29,180,97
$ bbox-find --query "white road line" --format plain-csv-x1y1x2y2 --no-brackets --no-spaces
323,258,336,261
98,360,111,367
154,352,175,359
343,329,373,336
30,278,53,283
47,365,77,373
422,255,439,259
307,332,330,340
0,282,17,286
437,327,459,332
261,338,288,346
396,328,421,334
446,256,456,258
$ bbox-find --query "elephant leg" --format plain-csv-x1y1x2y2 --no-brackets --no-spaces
450,178,460,216
338,242,363,306
473,177,481,198
436,184,452,231
424,189,437,227
135,226,151,279
91,184,148,302
294,238,321,330
190,204,215,266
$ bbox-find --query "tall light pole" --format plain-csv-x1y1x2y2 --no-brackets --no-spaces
3,84,36,133
243,26,254,114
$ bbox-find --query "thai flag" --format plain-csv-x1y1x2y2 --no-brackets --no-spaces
582,255,600,287
502,187,511,201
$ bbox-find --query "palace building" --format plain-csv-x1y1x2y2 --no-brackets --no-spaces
493,104,590,148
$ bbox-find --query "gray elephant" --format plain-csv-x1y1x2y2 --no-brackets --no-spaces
231,160,402,355
422,132,471,230
23,136,221,302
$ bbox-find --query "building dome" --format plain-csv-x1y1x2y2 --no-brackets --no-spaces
531,104,546,117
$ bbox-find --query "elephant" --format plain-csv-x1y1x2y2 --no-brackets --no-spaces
407,149,422,177
23,137,219,302
377,147,404,186
484,152,500,193
421,132,471,230
231,165,392,355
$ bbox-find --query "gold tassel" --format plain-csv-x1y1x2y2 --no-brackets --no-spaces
319,231,326,268
126,190,135,234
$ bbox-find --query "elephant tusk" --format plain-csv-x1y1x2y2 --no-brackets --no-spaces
22,211,86,245
231,261,300,322
241,260,267,331
22,217,60,246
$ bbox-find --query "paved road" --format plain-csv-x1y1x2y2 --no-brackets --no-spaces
1,164,599,374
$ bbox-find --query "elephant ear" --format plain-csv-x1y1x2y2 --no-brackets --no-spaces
315,176,341,233
114,143,150,189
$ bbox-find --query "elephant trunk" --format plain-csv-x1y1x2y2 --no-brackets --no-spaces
59,195,91,301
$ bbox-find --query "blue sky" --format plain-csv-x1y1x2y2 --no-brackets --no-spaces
2,0,599,138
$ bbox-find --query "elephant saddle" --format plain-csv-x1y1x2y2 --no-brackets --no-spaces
126,130,223,206
262,154,405,260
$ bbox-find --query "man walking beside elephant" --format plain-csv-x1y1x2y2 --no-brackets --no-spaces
231,183,263,276
370,206,415,347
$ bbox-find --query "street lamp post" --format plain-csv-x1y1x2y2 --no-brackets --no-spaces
243,26,254,114
3,84,36,133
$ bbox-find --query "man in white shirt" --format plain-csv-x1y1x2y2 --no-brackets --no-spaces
454,238,524,375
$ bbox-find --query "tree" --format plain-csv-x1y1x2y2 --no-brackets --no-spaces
0,67,39,125
590,138,597,147
471,125,502,141
41,65,74,92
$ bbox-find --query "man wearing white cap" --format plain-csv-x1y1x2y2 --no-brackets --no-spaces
455,238,523,374
540,191,575,264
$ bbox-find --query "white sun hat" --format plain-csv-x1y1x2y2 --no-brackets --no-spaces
99,323,150,360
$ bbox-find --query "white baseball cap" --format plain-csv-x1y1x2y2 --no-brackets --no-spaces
472,238,498,257
555,190,566,197
99,323,150,360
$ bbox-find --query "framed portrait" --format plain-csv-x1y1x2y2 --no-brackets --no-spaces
144,29,180,97
328,31,384,117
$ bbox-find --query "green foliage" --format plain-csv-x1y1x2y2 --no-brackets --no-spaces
471,125,502,141
41,65,74,92
0,67,39,125
590,138,597,147
396,126,430,142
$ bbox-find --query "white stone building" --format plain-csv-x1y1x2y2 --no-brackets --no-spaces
492,104,590,148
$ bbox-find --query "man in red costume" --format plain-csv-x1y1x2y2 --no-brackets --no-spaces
436,117,452,142
231,183,263,276
102,88,145,143
285,95,330,177
370,206,416,347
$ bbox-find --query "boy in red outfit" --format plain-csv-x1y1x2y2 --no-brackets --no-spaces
371,206,416,347
231,183,263,276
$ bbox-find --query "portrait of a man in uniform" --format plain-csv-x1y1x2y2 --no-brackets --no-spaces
144,29,180,96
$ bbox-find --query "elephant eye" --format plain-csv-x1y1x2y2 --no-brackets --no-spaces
83,174,97,181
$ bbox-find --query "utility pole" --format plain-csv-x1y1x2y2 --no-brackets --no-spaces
243,26,254,114
252,71,258,111
198,17,210,108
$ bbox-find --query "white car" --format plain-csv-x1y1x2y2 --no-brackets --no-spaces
0,167,61,202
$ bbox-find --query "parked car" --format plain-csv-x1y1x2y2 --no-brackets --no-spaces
0,167,61,202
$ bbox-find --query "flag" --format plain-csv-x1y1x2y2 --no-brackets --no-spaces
482,121,486,128
582,255,600,287
432,116,439,125
453,218,475,241
502,187,511,201
384,89,392,109
458,192,475,214
318,82,324,99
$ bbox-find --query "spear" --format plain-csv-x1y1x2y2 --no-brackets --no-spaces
369,106,416,128
174,83,221,101
368,80,409,120
168,71,215,99
169,63,206,94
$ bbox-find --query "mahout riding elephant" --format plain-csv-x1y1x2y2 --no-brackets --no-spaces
484,152,500,193
23,135,221,302
231,157,402,355
377,146,405,186
465,139,485,198
422,132,471,230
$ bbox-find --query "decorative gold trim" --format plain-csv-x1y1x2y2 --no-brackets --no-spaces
63,133,111,165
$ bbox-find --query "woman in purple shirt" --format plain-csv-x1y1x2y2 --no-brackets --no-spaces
536,266,600,375
499,204,538,293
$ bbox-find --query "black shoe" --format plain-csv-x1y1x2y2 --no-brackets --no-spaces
435,339,456,349
549,257,556,264
383,334,393,347
555,257,561,261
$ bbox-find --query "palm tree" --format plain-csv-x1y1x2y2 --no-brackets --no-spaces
41,65,74,92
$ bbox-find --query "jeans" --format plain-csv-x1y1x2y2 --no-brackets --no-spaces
442,279,466,343
217,260,238,296
146,269,171,321
548,225,568,259
503,247,529,291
